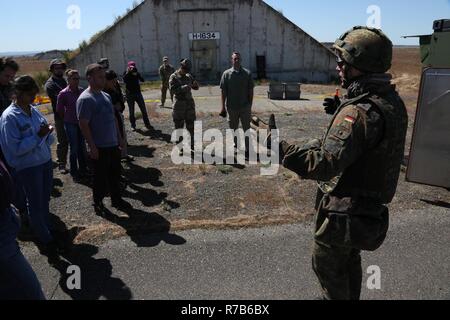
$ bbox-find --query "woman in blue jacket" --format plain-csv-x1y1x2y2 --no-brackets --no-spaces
0,76,57,255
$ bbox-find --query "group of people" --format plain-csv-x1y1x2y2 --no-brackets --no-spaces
0,51,257,300
1,25,409,301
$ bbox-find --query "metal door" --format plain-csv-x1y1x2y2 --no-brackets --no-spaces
192,40,217,81
406,68,450,188
177,10,229,81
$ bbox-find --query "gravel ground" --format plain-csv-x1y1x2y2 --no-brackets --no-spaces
21,85,449,246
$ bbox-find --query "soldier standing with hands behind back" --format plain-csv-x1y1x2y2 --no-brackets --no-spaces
260,27,408,300
159,57,175,108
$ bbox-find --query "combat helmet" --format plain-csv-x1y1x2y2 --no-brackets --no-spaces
333,26,393,73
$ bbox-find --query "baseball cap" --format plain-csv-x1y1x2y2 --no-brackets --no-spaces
49,59,67,71
98,58,109,64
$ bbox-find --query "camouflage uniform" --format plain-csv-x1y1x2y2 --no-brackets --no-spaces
169,69,197,142
280,27,409,300
159,64,175,105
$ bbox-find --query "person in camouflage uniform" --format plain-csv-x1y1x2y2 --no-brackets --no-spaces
268,27,409,300
159,57,175,107
169,59,199,152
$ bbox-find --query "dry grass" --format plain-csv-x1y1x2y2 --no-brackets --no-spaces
390,47,422,110
15,58,50,75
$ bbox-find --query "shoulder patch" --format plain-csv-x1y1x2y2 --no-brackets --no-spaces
355,103,373,113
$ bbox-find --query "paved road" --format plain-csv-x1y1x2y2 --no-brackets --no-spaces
22,205,450,300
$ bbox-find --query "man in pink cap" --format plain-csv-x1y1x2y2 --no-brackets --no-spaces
123,61,151,131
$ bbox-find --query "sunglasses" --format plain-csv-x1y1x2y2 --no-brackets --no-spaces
336,56,345,68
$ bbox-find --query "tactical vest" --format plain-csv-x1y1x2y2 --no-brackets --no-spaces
319,90,408,204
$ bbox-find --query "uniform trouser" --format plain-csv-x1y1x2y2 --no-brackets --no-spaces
311,192,363,300
227,107,252,151
173,100,196,147
64,123,87,177
161,82,173,105
312,241,362,300
54,113,68,166
0,250,45,300
93,147,122,204
16,161,54,245
127,92,150,129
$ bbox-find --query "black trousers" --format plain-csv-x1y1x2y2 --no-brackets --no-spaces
93,147,122,204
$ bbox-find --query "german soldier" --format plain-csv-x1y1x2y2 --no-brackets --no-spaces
268,27,409,300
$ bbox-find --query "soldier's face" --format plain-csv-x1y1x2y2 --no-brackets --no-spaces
336,56,363,88
336,56,347,86
0,67,16,86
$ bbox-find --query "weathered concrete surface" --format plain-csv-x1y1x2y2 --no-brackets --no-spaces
31,84,450,247
71,0,336,83
22,205,450,300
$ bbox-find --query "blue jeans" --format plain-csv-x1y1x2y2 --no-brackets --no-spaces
16,161,54,245
64,123,87,177
0,250,45,300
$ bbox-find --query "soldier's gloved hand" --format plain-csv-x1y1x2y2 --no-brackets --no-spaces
264,114,278,150
323,96,341,115
279,140,291,162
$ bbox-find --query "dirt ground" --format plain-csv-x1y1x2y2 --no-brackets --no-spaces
18,47,450,246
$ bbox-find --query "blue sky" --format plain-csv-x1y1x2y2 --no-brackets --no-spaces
0,0,449,52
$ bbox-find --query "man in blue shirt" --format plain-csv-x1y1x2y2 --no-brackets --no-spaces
77,64,127,213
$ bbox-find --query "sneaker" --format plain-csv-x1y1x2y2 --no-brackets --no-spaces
59,165,69,175
145,124,154,131
131,127,137,132
121,155,135,163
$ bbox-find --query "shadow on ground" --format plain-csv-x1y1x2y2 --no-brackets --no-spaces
421,199,450,210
